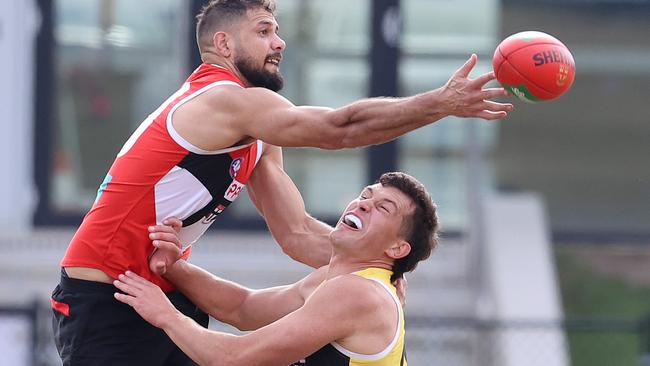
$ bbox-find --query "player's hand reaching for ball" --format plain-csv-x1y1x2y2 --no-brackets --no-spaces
148,217,184,275
114,271,178,329
439,54,513,120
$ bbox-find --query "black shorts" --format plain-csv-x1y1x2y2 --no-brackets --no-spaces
51,269,209,366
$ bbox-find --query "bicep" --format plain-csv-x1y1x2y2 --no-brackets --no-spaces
229,88,344,149
235,282,354,365
260,106,345,149
235,266,328,331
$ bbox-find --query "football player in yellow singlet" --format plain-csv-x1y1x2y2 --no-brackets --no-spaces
114,172,439,366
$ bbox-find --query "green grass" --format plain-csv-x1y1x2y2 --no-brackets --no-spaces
555,247,650,317
555,246,650,366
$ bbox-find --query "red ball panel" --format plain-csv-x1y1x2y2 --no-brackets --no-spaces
498,31,566,57
492,46,506,74
506,44,575,98
495,59,557,102
493,31,576,102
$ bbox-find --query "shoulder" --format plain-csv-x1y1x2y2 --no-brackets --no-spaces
201,86,294,112
310,274,387,314
290,273,393,344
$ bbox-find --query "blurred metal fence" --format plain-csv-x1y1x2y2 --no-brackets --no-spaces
406,316,650,366
3,302,650,366
0,302,38,366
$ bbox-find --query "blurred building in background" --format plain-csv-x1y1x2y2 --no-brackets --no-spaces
0,0,648,365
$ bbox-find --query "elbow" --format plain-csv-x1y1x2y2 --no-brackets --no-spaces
317,127,352,150
213,311,243,331
277,235,303,262
324,121,374,149
228,308,256,332
206,296,250,330
276,231,315,266
308,114,350,149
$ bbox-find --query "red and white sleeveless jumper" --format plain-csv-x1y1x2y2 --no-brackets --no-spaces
61,64,262,292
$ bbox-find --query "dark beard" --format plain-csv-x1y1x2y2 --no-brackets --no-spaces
235,55,284,92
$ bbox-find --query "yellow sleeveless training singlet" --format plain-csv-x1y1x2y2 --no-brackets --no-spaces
291,267,407,366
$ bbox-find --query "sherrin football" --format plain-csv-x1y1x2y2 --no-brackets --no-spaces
493,31,575,102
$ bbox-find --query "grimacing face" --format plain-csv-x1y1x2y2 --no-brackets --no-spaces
233,8,285,91
330,184,414,259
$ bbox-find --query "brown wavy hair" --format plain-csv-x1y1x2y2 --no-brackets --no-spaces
378,172,440,282
196,0,277,51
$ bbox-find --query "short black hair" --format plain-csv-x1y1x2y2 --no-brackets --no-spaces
195,0,277,50
378,172,440,282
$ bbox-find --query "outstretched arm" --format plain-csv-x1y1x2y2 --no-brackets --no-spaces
175,54,512,152
247,144,333,268
236,54,512,149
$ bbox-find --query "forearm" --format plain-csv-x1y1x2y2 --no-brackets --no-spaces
165,260,305,331
262,211,332,268
165,261,250,326
332,90,448,148
284,215,332,267
163,312,240,366
248,148,333,268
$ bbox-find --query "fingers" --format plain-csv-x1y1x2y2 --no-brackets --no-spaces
394,276,408,307
114,292,136,306
113,276,140,300
124,270,150,284
455,54,478,78
149,224,177,235
481,87,510,99
113,271,154,296
116,270,149,288
162,217,183,233
466,100,513,120
482,100,514,112
476,110,508,120
473,71,496,86
153,239,182,253
149,231,181,249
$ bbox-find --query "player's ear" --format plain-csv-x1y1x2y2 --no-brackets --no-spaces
386,240,411,260
213,32,231,57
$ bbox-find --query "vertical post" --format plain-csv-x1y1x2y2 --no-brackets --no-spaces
188,0,205,71
33,0,55,226
29,300,39,366
465,117,493,366
640,315,650,366
465,118,487,301
367,0,401,182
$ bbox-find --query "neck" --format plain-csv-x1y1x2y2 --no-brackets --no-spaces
326,253,393,280
201,53,250,86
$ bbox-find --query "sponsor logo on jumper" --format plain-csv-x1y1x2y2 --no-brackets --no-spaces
229,158,243,179
225,180,245,201
202,204,227,224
